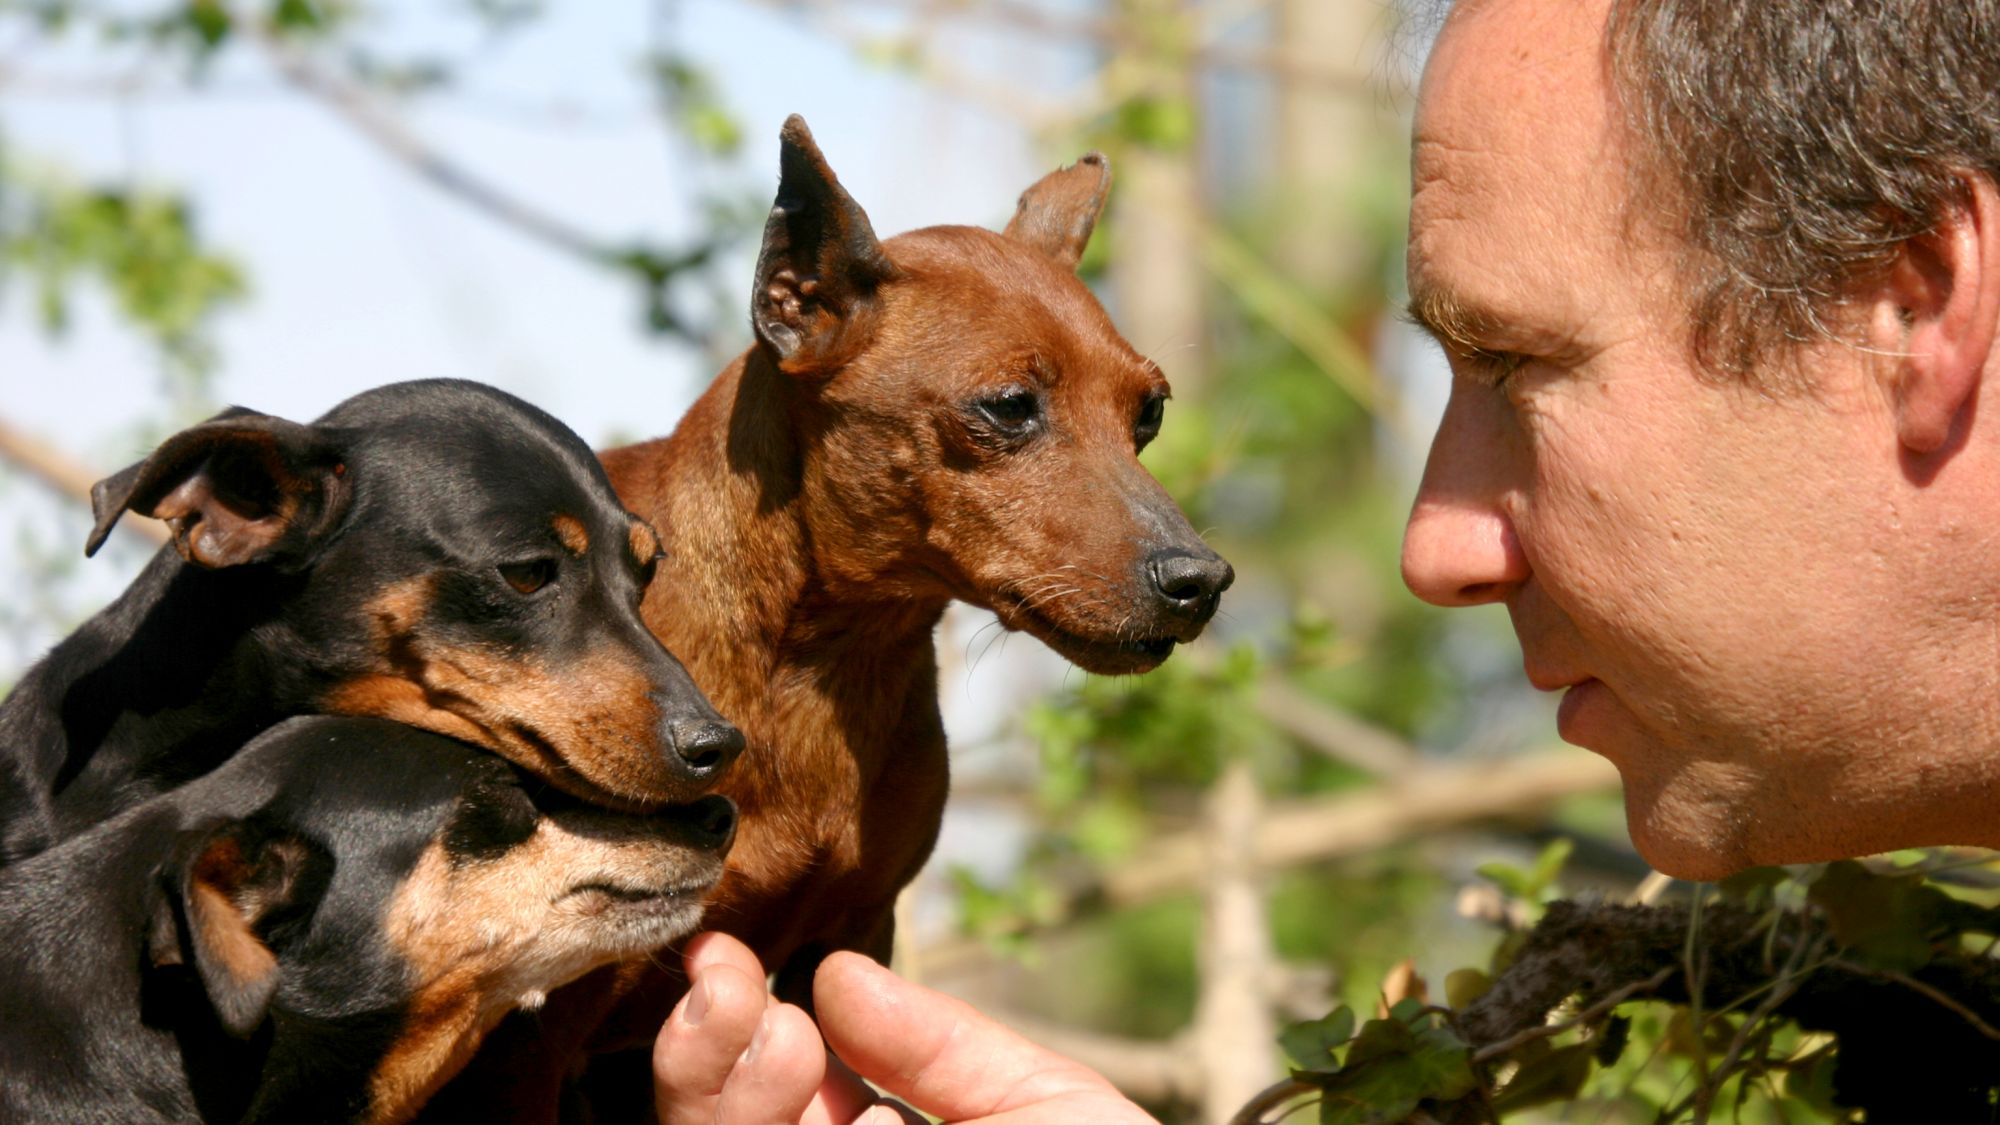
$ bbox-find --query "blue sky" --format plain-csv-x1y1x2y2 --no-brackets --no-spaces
2,2,1072,452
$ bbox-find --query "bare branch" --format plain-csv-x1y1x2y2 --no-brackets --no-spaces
1469,966,1675,1064
1254,678,1418,777
919,749,1620,979
0,413,166,546
1194,759,1279,1121
251,30,614,266
982,1008,1200,1104
1103,749,1618,907
1226,1077,1317,1125
1829,959,2000,1043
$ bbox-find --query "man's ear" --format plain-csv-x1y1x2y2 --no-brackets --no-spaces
750,114,901,377
87,407,350,568
1002,152,1111,271
1884,171,2000,456
146,819,328,1039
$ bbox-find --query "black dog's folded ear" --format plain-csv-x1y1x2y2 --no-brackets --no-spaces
146,818,328,1039
1003,153,1111,272
87,406,350,568
751,114,902,377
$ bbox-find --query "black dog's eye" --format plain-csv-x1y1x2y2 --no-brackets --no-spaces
1135,394,1166,450
976,387,1041,435
498,558,558,596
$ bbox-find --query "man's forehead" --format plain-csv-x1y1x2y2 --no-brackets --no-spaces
1416,0,1613,145
1406,0,1645,337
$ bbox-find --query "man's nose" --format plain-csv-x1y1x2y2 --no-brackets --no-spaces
1400,494,1520,604
1401,493,1528,607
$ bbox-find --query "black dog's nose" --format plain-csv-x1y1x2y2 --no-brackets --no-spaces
667,718,745,782
1148,549,1234,620
683,794,738,852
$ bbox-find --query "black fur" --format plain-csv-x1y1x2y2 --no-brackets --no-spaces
0,379,742,864
0,716,734,1124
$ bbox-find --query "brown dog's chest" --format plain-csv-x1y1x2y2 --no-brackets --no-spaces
702,663,951,969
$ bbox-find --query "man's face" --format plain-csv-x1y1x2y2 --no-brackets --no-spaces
1401,0,2000,878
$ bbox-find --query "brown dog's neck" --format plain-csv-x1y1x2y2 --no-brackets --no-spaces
605,349,949,811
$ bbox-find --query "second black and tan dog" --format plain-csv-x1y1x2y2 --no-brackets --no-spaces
0,715,736,1124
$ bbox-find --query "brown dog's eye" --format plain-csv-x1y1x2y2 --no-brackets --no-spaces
977,388,1040,433
498,558,559,595
1135,394,1166,450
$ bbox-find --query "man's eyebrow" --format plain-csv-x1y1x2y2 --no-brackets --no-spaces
1402,280,1497,354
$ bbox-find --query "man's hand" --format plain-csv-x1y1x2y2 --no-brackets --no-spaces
653,932,1155,1124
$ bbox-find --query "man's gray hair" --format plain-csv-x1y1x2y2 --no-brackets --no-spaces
1604,1,2000,376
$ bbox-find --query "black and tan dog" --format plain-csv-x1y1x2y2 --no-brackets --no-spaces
0,714,735,1124
0,379,742,864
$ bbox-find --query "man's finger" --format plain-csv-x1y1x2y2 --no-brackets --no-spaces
813,953,1150,1122
712,1003,829,1125
653,958,768,1122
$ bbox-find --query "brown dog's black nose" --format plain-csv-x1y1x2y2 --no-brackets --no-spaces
1147,549,1233,621
682,794,738,852
665,717,745,784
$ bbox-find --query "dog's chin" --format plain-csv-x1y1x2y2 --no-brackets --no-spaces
1004,606,1185,676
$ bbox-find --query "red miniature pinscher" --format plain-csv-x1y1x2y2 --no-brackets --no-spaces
434,117,1230,1119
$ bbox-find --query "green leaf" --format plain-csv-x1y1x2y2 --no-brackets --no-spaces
1525,837,1574,897
1717,865,1786,906
1808,859,1948,971
1443,968,1491,1010
1279,1005,1356,1072
1317,1017,1474,1124
1492,1041,1594,1113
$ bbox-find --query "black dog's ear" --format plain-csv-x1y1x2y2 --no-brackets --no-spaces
1003,153,1110,272
751,114,902,377
146,819,328,1039
87,407,350,568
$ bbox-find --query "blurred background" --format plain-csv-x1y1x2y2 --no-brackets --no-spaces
0,2,1631,1120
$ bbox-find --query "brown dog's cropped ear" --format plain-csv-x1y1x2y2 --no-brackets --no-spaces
1002,152,1110,272
146,819,327,1039
751,114,902,376
87,407,350,568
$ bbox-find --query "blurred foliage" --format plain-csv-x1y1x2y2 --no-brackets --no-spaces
2,0,757,345
0,158,244,396
1264,848,2000,1122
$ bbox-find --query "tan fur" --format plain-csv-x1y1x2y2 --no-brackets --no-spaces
321,581,676,807
367,817,719,1124
551,514,590,557
627,519,660,571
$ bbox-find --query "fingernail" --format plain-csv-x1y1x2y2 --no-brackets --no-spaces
741,1011,772,1065
682,978,711,1028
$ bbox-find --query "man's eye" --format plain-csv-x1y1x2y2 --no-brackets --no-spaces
977,388,1040,432
1459,347,1529,387
498,558,559,595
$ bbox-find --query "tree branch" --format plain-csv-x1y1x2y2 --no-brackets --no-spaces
0,413,166,546
918,749,1620,979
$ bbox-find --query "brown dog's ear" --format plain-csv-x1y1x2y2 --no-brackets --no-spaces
1003,152,1111,271
146,819,328,1039
87,407,350,569
751,114,901,376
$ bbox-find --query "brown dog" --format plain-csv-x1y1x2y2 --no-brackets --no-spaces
425,116,1231,1118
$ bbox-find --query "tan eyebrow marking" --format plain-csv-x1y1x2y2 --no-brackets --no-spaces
628,519,660,569
551,514,589,557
